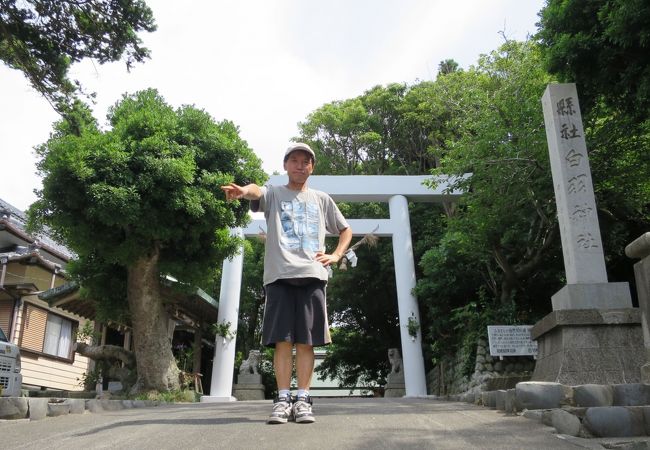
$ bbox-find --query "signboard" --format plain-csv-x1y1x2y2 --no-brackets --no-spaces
487,325,538,357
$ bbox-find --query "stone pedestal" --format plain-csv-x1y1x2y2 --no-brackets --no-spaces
626,232,650,383
232,372,265,401
232,383,265,400
552,283,632,310
384,380,406,398
531,309,643,385
383,348,406,397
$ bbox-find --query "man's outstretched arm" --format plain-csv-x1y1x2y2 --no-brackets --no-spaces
221,183,262,201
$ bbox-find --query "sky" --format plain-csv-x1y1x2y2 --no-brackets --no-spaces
0,0,546,211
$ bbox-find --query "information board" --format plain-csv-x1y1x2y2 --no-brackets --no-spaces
487,325,538,357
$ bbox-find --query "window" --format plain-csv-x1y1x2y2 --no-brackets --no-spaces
0,299,14,337
20,304,75,360
44,314,72,358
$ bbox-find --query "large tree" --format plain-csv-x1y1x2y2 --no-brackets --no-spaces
0,0,156,116
427,40,559,306
537,0,650,289
411,40,566,367
29,89,266,392
537,0,650,121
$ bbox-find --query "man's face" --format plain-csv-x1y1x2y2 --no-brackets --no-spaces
284,150,314,184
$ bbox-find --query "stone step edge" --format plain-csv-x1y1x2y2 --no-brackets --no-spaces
432,385,650,439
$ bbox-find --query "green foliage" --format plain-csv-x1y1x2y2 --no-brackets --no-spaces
587,110,650,274
425,39,560,302
298,82,441,175
74,321,100,345
212,321,236,340
438,59,461,76
0,0,156,116
415,40,566,363
29,89,267,314
77,365,103,391
407,313,420,339
538,0,650,122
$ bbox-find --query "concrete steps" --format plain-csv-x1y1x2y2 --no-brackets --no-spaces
441,381,650,438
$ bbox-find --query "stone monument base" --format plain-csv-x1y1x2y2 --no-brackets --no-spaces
384,383,406,398
232,384,265,401
551,282,631,310
531,308,643,385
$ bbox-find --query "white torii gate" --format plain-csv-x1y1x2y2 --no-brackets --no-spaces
201,175,461,401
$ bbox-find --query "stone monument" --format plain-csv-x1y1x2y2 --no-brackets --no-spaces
384,348,406,397
626,233,650,382
232,350,265,400
531,83,642,384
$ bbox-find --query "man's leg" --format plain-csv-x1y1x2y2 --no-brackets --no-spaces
274,341,294,391
295,343,314,390
293,343,316,423
267,341,294,424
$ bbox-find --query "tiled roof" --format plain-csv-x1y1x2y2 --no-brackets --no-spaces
0,198,75,260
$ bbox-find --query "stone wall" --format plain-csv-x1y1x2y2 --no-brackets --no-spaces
427,338,535,396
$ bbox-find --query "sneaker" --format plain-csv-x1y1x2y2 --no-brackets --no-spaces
267,395,293,424
293,394,315,423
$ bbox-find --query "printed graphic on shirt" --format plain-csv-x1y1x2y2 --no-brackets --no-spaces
280,200,320,252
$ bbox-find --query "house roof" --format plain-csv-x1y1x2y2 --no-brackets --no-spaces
38,282,97,319
0,248,64,273
0,198,75,263
39,281,219,327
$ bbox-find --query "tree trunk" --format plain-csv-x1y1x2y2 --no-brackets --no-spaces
75,342,137,392
127,245,180,392
75,342,135,366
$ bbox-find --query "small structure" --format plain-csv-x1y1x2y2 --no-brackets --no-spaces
232,350,264,400
384,348,406,397
626,233,650,382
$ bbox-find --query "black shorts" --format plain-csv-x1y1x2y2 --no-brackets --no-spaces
262,278,331,348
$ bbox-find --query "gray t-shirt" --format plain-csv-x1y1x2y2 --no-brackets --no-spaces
253,184,349,286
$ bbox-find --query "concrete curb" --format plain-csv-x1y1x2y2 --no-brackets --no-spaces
0,397,161,421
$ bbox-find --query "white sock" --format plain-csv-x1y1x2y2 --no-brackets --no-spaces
278,389,291,399
297,389,309,398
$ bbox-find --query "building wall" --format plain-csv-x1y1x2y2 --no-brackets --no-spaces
13,294,91,392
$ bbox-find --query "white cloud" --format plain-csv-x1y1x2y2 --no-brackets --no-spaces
0,0,544,211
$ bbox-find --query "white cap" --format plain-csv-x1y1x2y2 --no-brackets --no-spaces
284,142,315,163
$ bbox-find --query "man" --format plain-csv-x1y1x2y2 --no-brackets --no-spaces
222,143,352,424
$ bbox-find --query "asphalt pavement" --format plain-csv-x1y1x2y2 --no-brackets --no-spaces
0,397,624,449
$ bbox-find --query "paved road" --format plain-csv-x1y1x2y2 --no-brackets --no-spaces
0,397,605,449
